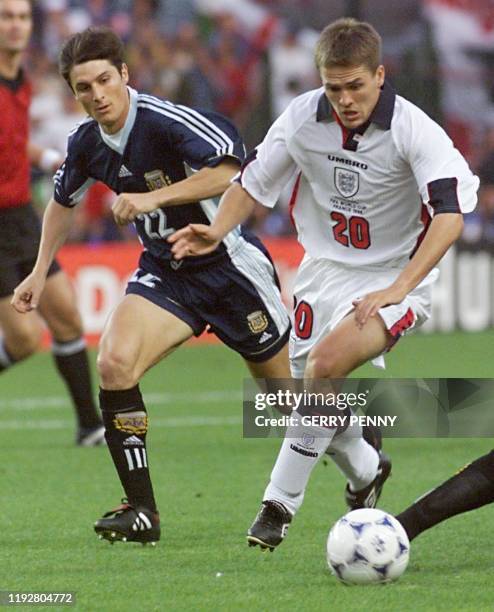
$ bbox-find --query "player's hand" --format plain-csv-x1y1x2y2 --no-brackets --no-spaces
168,224,221,259
112,192,158,225
11,272,47,313
352,285,407,329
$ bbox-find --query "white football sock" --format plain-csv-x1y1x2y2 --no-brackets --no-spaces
328,423,379,491
263,411,336,515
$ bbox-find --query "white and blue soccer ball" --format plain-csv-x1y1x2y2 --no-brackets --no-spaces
326,508,410,585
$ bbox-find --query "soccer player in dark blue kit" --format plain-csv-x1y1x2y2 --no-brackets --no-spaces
12,27,291,545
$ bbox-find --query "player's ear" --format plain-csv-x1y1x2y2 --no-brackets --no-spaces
376,65,385,87
120,63,129,85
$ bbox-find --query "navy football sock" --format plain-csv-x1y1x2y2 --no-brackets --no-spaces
100,385,157,513
397,451,494,541
52,338,101,428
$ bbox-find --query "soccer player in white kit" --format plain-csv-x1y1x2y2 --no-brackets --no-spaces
170,18,479,550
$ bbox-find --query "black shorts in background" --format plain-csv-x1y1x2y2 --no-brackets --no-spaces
0,203,61,298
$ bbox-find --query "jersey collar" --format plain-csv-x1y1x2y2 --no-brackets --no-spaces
0,67,26,92
316,81,396,130
98,86,138,154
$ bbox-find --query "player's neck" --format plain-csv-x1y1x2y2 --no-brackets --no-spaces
0,48,23,81
100,93,131,135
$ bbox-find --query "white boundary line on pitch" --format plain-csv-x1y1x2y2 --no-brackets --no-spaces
0,390,244,411
0,415,244,430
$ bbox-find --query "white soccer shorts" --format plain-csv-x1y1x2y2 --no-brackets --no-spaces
289,254,438,377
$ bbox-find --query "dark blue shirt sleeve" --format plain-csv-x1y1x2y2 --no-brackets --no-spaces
167,107,245,171
53,130,94,207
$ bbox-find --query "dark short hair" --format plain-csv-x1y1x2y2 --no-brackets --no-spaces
59,26,125,89
315,18,382,73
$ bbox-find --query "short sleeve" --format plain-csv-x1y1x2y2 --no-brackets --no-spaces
239,112,298,208
393,103,479,213
53,130,94,207
167,107,245,171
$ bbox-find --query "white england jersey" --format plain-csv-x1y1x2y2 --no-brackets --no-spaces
240,82,479,266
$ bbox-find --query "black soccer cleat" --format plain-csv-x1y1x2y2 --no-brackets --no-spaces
247,500,292,552
94,499,160,545
345,452,392,510
77,424,106,447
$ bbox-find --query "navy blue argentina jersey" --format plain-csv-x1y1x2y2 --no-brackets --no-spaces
53,87,245,267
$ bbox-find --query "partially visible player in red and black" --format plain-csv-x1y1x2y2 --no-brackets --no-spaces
0,0,103,445
397,450,494,541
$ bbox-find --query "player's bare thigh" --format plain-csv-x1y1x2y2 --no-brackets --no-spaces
37,270,83,341
0,295,43,358
244,342,297,414
97,294,194,390
305,310,392,378
245,342,291,379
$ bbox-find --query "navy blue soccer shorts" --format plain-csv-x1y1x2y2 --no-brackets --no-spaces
126,238,291,362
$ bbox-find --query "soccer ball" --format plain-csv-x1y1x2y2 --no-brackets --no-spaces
326,508,410,585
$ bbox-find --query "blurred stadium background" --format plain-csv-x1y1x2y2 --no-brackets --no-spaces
3,1,494,610
24,0,494,340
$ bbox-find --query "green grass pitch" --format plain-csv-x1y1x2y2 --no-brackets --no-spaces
1,331,493,611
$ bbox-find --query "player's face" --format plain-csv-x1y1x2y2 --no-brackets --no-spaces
0,0,32,54
70,59,130,134
320,64,385,129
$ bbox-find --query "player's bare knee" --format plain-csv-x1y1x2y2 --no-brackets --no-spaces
97,349,139,389
305,348,346,378
65,310,83,337
47,308,83,341
5,326,42,360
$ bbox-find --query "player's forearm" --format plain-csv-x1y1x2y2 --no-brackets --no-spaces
32,199,74,276
156,161,240,207
210,182,257,239
392,213,464,294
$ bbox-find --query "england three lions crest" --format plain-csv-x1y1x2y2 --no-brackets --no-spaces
334,167,359,198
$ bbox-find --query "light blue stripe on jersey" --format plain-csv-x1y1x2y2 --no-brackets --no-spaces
54,161,94,204
137,94,234,155
138,93,233,151
66,115,93,140
182,163,241,248
198,196,241,250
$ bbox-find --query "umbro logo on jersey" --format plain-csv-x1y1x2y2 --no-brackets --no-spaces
118,164,133,178
328,155,368,170
123,435,144,447
259,331,273,344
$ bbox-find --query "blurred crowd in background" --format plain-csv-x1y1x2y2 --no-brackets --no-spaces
28,0,494,251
